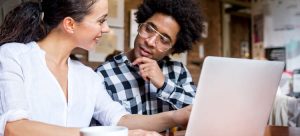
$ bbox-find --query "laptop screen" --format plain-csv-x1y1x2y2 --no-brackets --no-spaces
186,57,284,136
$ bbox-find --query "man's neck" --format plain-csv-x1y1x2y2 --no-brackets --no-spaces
125,50,136,63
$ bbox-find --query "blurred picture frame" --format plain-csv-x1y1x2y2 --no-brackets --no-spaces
107,0,124,28
202,21,208,38
130,9,138,49
88,28,124,62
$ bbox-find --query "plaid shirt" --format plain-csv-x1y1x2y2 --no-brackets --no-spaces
95,53,196,115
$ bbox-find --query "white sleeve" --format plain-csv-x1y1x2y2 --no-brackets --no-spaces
92,75,129,126
0,44,30,136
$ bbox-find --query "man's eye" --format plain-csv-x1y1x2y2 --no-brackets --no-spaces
160,36,170,44
145,25,155,33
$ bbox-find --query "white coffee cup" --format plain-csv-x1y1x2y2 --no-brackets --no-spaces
80,126,128,136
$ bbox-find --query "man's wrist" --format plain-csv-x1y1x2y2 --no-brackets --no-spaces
156,78,167,89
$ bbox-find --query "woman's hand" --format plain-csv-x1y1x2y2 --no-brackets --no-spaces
129,129,162,136
172,105,192,127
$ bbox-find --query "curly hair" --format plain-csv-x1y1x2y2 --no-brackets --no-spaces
135,0,204,54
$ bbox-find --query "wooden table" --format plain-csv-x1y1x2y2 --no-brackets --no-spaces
166,126,300,136
264,126,300,136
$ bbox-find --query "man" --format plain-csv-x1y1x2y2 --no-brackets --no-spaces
96,0,203,115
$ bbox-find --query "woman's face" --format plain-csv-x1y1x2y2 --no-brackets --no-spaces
74,0,110,50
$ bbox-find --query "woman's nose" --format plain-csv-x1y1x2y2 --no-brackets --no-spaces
101,21,110,33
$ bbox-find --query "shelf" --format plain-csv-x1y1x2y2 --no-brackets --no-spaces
227,12,251,18
190,58,204,66
221,0,251,8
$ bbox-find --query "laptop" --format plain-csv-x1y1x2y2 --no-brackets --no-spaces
185,56,284,136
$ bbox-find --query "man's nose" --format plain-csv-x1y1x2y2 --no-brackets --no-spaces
145,34,159,47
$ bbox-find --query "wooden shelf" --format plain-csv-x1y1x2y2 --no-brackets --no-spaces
228,12,251,18
190,58,204,66
221,0,251,8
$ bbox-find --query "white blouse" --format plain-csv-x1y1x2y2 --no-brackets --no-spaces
0,42,129,135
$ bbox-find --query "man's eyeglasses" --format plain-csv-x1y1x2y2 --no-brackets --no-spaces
138,23,172,52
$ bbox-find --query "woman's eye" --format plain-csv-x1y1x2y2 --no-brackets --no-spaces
98,19,107,24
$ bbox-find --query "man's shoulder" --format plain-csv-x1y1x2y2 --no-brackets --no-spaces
162,59,190,75
96,53,127,71
96,59,116,74
164,59,185,68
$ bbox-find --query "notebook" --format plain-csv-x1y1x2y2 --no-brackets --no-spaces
185,56,284,136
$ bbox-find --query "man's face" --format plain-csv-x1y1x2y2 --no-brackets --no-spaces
133,13,180,61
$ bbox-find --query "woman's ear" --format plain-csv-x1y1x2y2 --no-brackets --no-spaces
62,17,76,34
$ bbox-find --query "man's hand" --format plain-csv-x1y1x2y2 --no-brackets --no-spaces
129,129,162,136
172,105,192,127
132,57,165,88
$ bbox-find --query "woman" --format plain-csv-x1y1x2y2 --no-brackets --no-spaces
0,0,191,136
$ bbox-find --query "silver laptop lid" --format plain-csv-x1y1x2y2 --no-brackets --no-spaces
186,56,284,136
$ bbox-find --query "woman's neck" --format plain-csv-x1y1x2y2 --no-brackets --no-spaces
37,31,75,66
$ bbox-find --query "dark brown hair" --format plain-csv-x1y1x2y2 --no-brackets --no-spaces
0,0,97,46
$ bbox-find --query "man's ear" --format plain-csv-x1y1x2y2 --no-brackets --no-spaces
62,17,76,34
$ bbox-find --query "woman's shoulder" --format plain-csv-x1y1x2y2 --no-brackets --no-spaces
0,42,36,57
69,59,91,71
69,59,104,85
69,59,99,76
